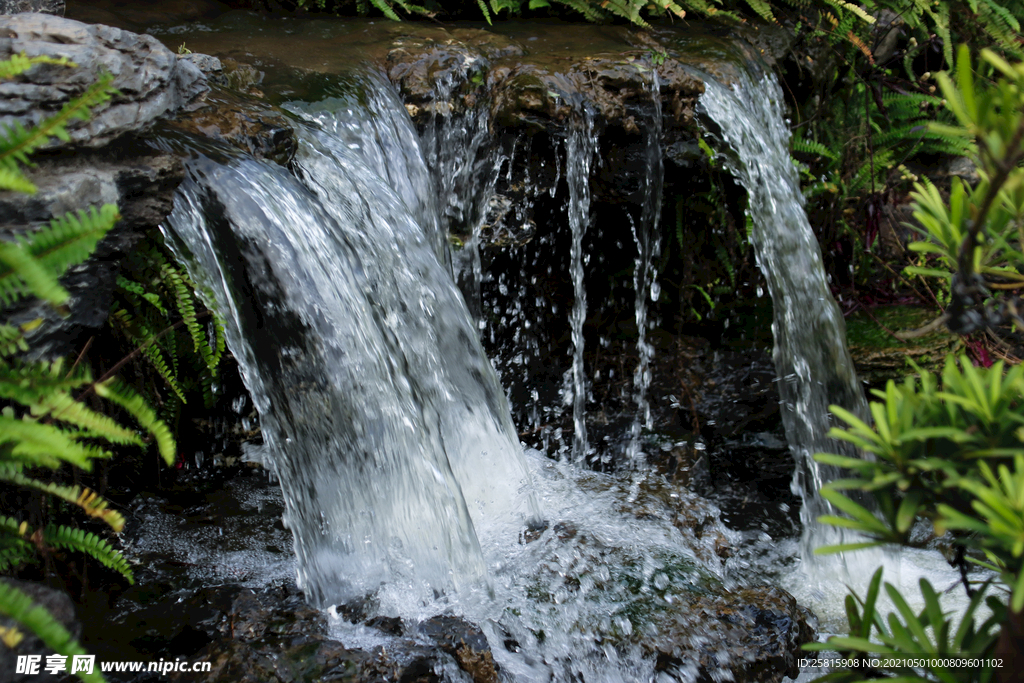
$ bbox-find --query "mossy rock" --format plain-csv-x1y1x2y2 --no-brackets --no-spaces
846,305,956,385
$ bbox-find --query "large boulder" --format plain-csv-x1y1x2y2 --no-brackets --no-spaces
0,13,207,149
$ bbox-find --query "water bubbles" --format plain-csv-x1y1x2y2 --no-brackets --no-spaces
650,281,661,302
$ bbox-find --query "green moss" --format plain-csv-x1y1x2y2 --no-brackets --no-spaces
845,305,956,385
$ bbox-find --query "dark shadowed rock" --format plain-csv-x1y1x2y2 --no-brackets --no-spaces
0,13,208,149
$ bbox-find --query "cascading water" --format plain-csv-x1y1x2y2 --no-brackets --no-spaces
162,75,537,609
696,69,869,560
566,112,598,464
694,69,988,644
157,66,813,682
419,74,504,319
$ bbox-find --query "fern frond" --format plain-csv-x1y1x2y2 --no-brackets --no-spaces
0,239,69,307
741,0,775,22
0,53,75,81
567,0,608,21
477,0,494,22
0,204,120,308
0,165,36,193
110,308,185,402
43,525,133,582
0,358,87,403
0,543,34,573
367,0,403,20
793,137,839,160
94,378,176,466
0,581,109,683
28,204,121,276
0,415,110,470
31,391,143,446
0,466,126,531
115,274,167,314
0,325,28,358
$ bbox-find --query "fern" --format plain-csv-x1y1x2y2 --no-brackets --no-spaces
0,53,74,81
0,73,115,182
112,240,225,419
42,524,133,582
0,466,125,531
0,204,120,308
792,136,839,160
0,324,28,358
95,378,177,467
0,582,107,683
0,54,185,683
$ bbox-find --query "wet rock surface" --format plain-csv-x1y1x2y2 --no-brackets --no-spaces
82,464,810,683
0,0,63,15
162,87,297,165
0,14,295,358
0,13,208,149
0,8,820,682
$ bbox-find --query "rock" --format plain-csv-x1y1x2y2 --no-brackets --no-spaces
172,636,374,683
0,0,62,15
0,579,81,683
418,616,498,683
162,88,297,165
0,147,185,358
650,585,814,683
177,52,223,83
0,13,208,150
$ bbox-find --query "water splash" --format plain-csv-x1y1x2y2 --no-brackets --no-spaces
697,71,869,563
566,112,598,464
163,74,537,609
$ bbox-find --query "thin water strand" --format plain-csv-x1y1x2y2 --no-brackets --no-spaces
566,112,597,464
627,70,665,466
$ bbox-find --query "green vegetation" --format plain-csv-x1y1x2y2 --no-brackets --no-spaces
111,241,226,431
0,56,178,683
905,48,1024,334
806,357,1018,681
807,49,1024,683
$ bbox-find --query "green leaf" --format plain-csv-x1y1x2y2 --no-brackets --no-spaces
0,582,106,683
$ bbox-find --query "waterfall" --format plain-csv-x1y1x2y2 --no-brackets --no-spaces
696,71,869,560
566,112,598,464
162,75,537,609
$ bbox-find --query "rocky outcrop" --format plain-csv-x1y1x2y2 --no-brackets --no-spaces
0,13,207,149
0,15,257,357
